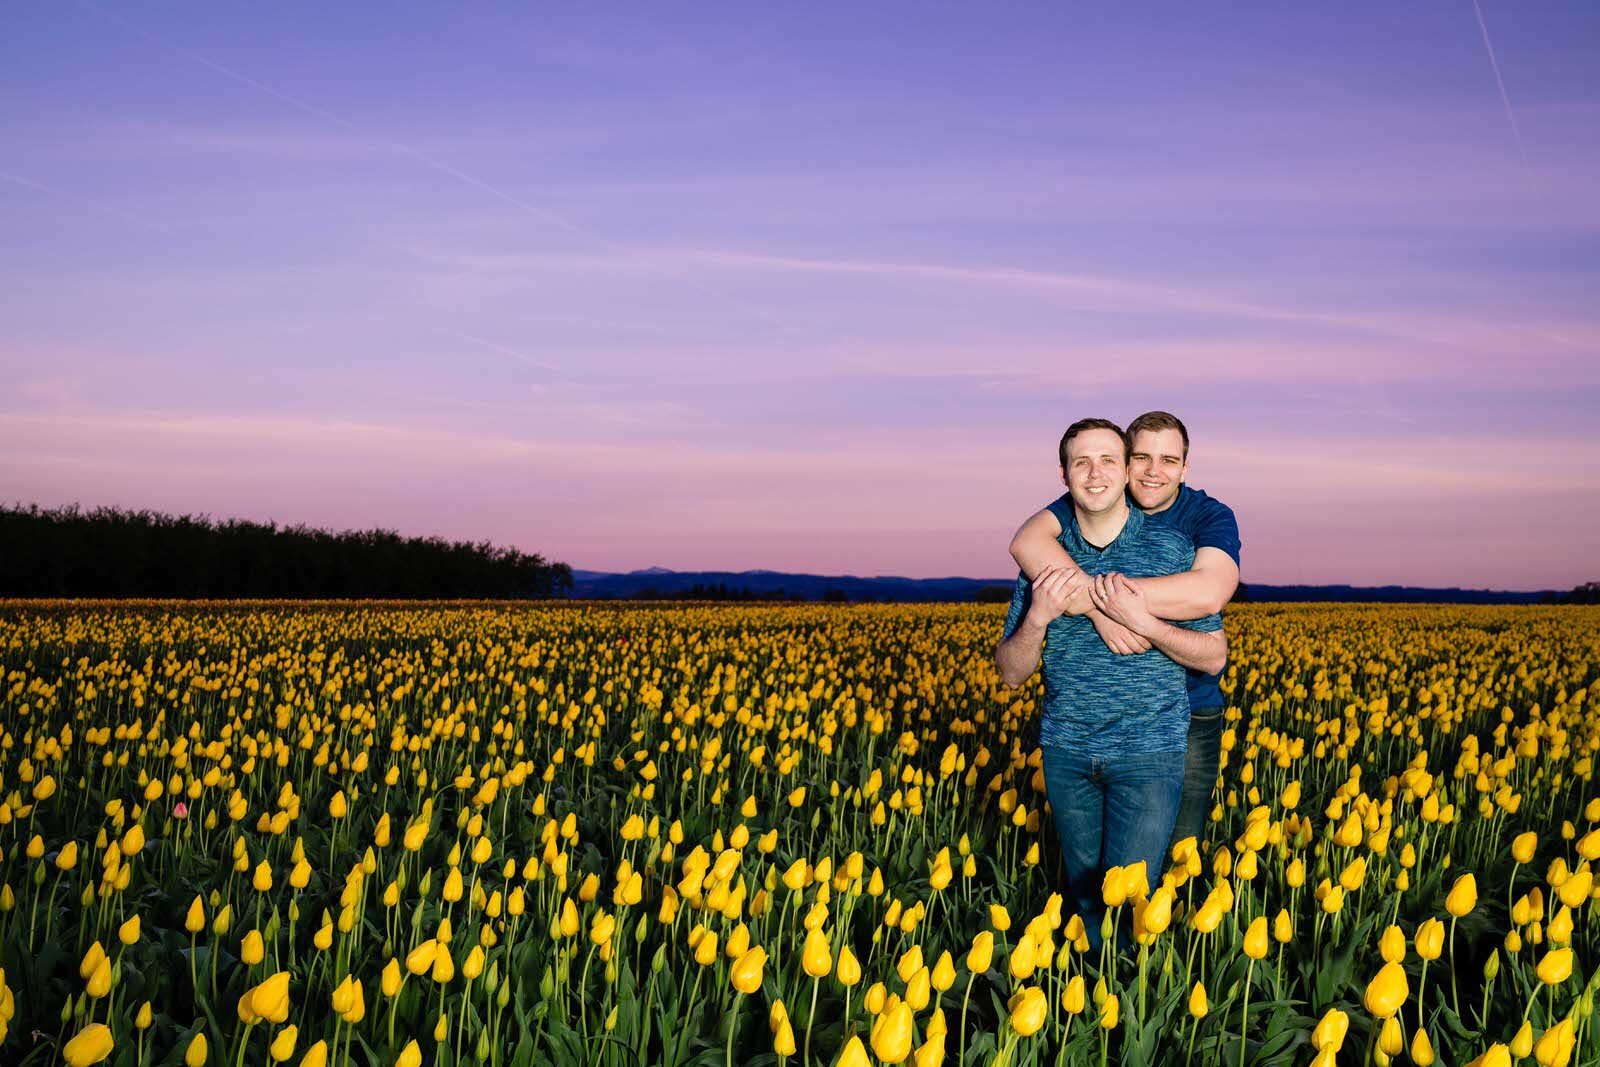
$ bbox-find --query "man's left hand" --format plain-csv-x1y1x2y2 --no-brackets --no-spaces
1091,572,1157,637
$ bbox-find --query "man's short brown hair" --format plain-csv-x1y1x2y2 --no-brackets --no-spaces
1127,411,1190,459
1059,418,1129,468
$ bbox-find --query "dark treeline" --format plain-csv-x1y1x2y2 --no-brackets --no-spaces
0,503,572,599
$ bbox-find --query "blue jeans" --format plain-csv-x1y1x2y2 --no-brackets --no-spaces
1167,707,1225,857
1040,746,1185,953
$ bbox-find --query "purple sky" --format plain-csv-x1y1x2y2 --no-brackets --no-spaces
3,3,1597,588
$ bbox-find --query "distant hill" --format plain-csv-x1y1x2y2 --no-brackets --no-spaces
568,568,1559,605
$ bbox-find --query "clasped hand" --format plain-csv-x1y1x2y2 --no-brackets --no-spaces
1024,564,1092,625
1089,572,1156,635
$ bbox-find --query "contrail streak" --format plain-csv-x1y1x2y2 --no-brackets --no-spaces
1471,0,1535,181
452,332,566,376
0,168,175,233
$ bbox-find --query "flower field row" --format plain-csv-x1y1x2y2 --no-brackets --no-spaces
0,601,1597,1065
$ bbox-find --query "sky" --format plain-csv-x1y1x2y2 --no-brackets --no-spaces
3,2,1598,589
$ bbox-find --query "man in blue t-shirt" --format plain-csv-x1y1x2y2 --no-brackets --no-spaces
1008,411,1241,860
995,418,1226,951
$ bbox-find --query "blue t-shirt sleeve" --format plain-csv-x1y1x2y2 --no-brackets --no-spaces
1193,498,1242,568
1001,574,1032,640
1045,495,1073,531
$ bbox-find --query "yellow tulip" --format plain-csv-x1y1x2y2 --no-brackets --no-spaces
1379,1016,1404,1056
269,1024,298,1063
79,941,106,981
1243,916,1269,960
731,946,767,994
1062,975,1085,1014
1100,993,1120,1030
1469,1043,1512,1067
1102,865,1130,907
774,1018,797,1056
299,1041,329,1067
1412,1027,1435,1066
864,982,887,1015
870,1001,914,1064
1512,832,1538,864
252,860,273,892
248,971,292,1024
1312,1008,1349,1051
1445,874,1478,917
1142,886,1174,936
1189,981,1208,1019
1534,1018,1575,1067
966,931,994,973
802,928,832,978
1363,962,1408,1019
1008,986,1047,1037
63,1023,115,1067
559,898,580,938
1008,932,1037,980
85,957,112,999
1536,947,1574,986
1414,918,1445,961
912,1031,945,1067
382,958,403,997
695,929,719,966
185,1032,208,1067
1510,1021,1535,1059
1557,870,1592,909
837,1035,872,1067
837,945,863,987
1376,924,1405,964
396,1040,423,1067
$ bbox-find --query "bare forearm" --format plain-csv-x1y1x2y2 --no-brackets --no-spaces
1132,574,1226,620
995,619,1049,687
1009,518,1078,582
1141,622,1227,674
1133,550,1239,620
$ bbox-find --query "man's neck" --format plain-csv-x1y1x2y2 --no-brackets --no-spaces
1075,496,1131,548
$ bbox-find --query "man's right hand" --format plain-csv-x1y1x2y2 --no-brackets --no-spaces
1090,611,1153,655
1025,565,1085,628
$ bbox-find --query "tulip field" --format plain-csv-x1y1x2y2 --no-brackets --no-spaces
1,601,1599,1066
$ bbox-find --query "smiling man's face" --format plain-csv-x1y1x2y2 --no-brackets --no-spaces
1064,427,1129,516
1128,427,1189,513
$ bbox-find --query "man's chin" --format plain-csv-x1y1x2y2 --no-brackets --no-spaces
1132,490,1178,511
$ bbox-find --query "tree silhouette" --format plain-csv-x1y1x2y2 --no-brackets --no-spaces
0,503,571,598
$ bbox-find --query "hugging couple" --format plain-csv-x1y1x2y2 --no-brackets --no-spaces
994,411,1241,952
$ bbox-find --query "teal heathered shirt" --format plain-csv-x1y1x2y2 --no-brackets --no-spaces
1001,505,1223,756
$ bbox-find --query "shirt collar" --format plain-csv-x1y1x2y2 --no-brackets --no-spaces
1064,500,1142,553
